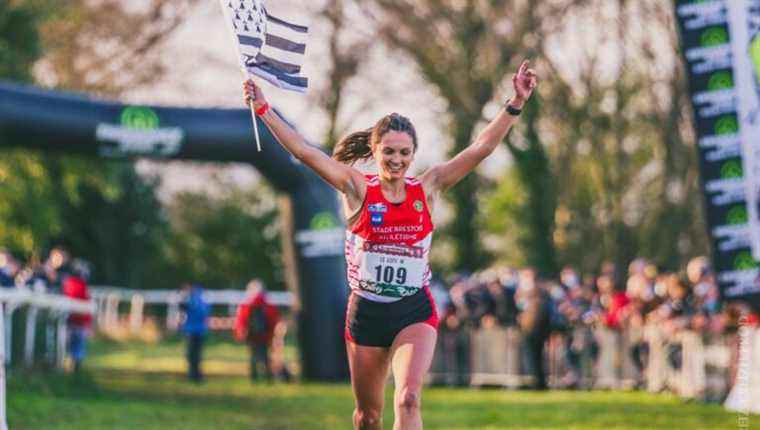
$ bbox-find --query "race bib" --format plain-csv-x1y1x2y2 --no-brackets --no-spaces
358,242,426,297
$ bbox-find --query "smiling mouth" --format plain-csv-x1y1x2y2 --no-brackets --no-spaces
387,163,404,174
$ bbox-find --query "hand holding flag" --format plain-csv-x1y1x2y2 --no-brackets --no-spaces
243,79,268,112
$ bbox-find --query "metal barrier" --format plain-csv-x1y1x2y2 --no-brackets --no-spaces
469,326,524,387
430,323,740,402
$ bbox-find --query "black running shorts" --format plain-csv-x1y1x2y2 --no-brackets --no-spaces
345,287,439,348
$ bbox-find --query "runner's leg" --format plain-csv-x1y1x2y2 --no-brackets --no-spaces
347,341,391,430
390,323,437,430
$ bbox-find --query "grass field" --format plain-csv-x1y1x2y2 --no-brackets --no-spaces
7,336,744,430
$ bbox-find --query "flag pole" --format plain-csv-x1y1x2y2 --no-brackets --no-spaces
249,98,262,152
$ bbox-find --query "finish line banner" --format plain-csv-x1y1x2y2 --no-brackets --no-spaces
676,0,760,303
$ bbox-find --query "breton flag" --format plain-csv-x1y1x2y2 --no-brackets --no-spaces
219,0,309,93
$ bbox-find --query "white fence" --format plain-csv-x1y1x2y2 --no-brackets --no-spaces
89,287,294,332
0,286,292,430
0,288,95,430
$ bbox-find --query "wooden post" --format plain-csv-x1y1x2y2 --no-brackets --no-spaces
24,307,38,367
129,294,145,334
278,195,301,312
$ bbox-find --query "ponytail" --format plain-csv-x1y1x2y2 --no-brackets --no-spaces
332,113,418,165
332,128,374,164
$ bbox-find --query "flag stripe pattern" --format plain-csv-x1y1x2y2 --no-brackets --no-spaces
266,12,308,33
220,0,309,93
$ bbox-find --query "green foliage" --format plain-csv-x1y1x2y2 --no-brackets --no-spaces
0,150,171,288
162,178,283,290
55,162,171,289
0,0,45,80
482,167,529,267
504,97,558,275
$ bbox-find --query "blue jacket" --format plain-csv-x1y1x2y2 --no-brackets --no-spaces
181,286,210,335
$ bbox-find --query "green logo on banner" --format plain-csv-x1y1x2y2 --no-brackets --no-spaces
310,212,339,230
707,71,734,91
726,206,748,225
720,160,743,179
700,27,729,47
733,251,759,270
714,116,738,135
120,106,160,130
751,35,760,82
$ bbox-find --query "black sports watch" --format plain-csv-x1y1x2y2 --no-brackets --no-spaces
505,99,523,116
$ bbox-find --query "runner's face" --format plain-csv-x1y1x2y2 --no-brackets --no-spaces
374,131,415,180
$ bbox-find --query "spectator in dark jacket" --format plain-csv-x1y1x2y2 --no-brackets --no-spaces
517,268,552,390
0,251,19,288
62,260,93,372
484,277,519,327
234,279,280,381
44,246,73,292
180,283,210,383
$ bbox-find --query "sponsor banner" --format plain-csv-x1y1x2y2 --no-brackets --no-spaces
676,0,760,301
95,106,184,158
728,1,760,259
294,212,344,258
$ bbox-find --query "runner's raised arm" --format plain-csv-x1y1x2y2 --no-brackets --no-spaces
243,80,366,208
420,60,538,194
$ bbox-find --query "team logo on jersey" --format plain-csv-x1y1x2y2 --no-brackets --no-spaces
371,213,384,226
413,200,424,212
368,202,388,213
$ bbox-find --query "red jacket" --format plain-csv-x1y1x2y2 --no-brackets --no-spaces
604,292,630,330
233,293,280,345
62,276,92,327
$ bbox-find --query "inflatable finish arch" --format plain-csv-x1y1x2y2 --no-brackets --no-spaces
0,81,349,381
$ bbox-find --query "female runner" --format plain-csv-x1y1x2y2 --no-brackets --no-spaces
244,60,537,430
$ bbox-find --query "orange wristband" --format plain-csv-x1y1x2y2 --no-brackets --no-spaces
255,103,270,116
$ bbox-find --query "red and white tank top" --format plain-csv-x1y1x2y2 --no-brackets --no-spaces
345,175,435,303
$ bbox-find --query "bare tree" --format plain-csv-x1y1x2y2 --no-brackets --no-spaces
37,0,200,96
313,0,371,150
538,0,707,272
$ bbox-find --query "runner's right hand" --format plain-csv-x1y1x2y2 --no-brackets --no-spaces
243,79,268,111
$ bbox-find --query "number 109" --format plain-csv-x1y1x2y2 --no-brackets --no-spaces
374,265,407,285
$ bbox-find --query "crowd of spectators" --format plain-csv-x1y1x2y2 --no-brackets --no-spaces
0,246,91,293
431,257,760,395
5,247,758,395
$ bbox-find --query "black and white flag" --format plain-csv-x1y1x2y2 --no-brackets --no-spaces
220,0,309,93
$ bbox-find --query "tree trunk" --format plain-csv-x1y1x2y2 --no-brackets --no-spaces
447,114,487,272
507,98,558,276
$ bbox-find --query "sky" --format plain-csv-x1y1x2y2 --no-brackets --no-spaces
124,0,512,203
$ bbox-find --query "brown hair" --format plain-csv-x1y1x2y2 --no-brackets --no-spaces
332,113,417,164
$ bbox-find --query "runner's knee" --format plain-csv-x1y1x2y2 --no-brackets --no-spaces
396,386,421,413
354,407,382,427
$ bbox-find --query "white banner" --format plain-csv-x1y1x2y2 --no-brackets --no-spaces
729,0,760,259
